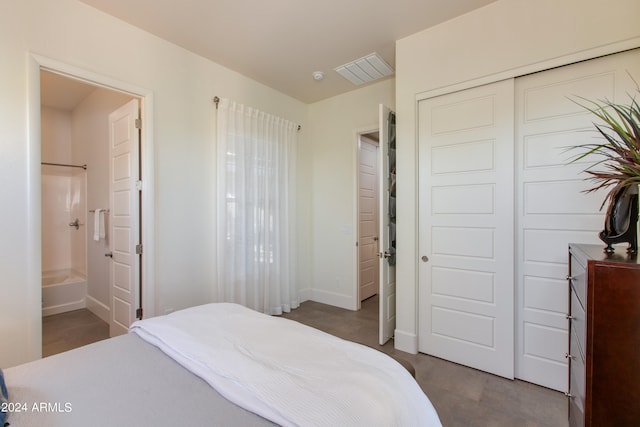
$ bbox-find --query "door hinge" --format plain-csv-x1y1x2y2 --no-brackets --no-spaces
136,180,143,191
135,118,142,129
136,244,143,255
136,307,143,319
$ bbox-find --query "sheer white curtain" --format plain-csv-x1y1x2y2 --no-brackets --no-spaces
216,98,299,315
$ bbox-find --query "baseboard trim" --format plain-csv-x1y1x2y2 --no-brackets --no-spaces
297,287,312,303
42,299,86,317
86,295,110,323
394,328,418,354
308,289,355,311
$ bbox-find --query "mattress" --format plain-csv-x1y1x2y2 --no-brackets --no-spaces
4,333,276,427
4,303,441,426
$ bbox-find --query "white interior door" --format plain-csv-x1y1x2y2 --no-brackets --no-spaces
514,48,640,391
358,136,379,302
109,99,140,336
379,104,396,345
418,80,515,378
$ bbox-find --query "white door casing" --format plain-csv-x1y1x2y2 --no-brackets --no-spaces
514,48,640,391
358,136,379,302
379,104,396,345
418,79,515,379
109,99,141,337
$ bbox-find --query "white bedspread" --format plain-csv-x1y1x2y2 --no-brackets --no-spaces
130,303,441,427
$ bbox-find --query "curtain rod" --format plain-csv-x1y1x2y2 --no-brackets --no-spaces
41,162,87,170
213,96,301,131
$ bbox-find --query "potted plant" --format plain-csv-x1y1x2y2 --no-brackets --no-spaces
570,89,640,254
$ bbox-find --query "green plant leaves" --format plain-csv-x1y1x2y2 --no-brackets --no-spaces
567,90,640,209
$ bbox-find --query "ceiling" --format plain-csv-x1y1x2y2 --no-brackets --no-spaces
40,70,98,111
78,0,497,103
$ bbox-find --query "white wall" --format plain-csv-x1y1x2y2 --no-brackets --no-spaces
307,79,394,310
394,0,640,353
41,107,72,165
0,0,309,368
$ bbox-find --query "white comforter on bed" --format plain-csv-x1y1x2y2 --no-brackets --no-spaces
130,303,441,427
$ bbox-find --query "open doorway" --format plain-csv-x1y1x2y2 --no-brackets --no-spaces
354,105,396,346
38,66,150,356
357,131,380,305
356,129,383,349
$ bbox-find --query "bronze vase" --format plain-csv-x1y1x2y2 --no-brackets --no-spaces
599,185,639,254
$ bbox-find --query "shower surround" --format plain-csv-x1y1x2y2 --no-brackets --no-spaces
41,165,87,316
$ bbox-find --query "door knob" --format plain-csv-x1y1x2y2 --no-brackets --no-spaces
105,252,113,258
421,255,429,262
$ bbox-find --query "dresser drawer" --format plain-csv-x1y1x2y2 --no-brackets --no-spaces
569,253,587,309
568,327,585,427
570,289,586,355
567,244,640,427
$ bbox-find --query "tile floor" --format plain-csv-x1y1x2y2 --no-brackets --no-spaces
42,308,109,357
43,297,568,426
282,296,568,427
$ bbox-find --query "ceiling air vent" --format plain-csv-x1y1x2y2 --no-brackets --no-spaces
334,52,394,86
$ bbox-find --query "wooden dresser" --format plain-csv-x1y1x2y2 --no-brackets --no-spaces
567,244,640,427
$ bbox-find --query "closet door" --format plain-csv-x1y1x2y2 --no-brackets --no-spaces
514,48,640,391
418,79,515,379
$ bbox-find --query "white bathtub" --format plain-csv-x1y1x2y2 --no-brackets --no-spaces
42,269,87,317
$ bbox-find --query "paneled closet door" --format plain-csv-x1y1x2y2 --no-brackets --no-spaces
418,79,515,379
515,48,640,391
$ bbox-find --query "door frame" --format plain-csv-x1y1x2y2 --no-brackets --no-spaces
353,125,381,310
28,54,155,354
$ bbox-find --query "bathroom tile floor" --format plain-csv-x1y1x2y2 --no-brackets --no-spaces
42,309,109,357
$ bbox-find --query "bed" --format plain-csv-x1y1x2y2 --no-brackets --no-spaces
2,303,441,426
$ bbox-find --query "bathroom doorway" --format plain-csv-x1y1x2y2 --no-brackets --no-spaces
39,69,143,352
